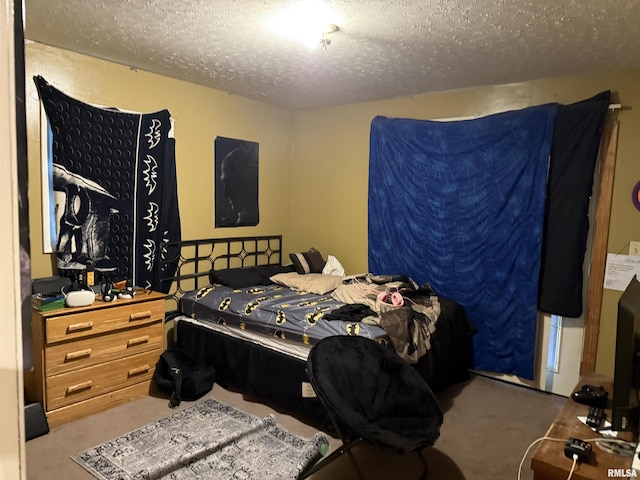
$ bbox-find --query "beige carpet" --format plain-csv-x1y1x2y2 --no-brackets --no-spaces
25,374,564,479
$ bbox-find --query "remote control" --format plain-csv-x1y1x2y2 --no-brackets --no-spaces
564,438,592,462
586,406,606,429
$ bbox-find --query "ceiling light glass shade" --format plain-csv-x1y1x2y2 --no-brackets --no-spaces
264,0,340,48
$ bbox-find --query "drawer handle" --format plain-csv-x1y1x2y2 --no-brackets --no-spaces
65,348,92,361
127,335,150,347
66,321,94,333
130,311,152,321
66,380,92,394
128,365,150,377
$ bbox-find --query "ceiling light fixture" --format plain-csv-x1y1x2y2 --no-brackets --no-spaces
265,1,341,49
320,24,339,50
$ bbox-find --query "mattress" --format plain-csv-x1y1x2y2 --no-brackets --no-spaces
180,283,388,346
173,315,312,361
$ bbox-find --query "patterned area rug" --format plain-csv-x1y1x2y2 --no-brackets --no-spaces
72,397,329,479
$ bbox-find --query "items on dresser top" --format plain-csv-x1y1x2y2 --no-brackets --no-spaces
32,275,72,296
64,289,96,308
571,384,609,408
32,275,141,311
31,293,66,312
26,290,166,428
31,275,71,312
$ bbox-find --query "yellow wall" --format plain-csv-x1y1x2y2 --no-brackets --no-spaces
24,41,640,378
25,41,293,279
290,70,640,377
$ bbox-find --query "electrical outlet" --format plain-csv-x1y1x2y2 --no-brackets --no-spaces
630,241,640,256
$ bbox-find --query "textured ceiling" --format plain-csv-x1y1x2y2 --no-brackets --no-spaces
24,0,640,109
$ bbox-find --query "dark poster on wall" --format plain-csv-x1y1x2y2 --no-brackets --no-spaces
214,136,259,227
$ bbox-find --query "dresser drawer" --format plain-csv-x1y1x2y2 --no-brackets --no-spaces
44,321,163,376
45,300,164,344
45,349,159,410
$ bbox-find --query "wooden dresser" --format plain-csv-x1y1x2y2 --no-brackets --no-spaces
28,290,166,428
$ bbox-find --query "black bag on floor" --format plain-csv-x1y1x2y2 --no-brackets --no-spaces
154,349,216,408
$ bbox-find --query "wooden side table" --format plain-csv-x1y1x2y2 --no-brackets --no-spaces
531,373,637,479
26,290,166,428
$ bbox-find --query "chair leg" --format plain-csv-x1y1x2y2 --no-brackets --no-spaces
299,441,429,480
346,446,366,480
298,437,364,479
415,449,428,480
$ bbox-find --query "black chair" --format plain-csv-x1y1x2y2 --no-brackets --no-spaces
300,335,443,479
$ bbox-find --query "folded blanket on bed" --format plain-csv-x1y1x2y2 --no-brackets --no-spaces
332,274,442,363
378,297,440,364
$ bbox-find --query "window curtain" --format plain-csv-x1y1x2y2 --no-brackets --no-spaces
368,105,557,379
34,76,181,292
538,91,611,317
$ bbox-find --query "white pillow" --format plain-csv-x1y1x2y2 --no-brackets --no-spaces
270,272,344,295
322,255,345,276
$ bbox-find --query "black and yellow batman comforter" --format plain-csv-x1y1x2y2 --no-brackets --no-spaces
180,283,388,346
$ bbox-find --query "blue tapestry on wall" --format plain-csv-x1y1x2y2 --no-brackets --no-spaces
368,105,557,379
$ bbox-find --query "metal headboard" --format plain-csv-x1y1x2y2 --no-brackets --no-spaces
159,235,283,318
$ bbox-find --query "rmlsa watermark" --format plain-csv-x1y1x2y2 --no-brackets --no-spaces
608,468,638,478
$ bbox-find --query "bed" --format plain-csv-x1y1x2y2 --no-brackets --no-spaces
159,235,474,430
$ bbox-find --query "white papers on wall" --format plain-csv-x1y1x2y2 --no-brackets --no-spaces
604,254,640,291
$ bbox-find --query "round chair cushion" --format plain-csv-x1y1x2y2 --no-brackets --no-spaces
307,335,443,452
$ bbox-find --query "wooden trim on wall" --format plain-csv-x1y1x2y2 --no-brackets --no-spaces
2,0,28,476
580,120,619,374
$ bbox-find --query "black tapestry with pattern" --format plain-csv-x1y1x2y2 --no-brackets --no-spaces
34,76,181,292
